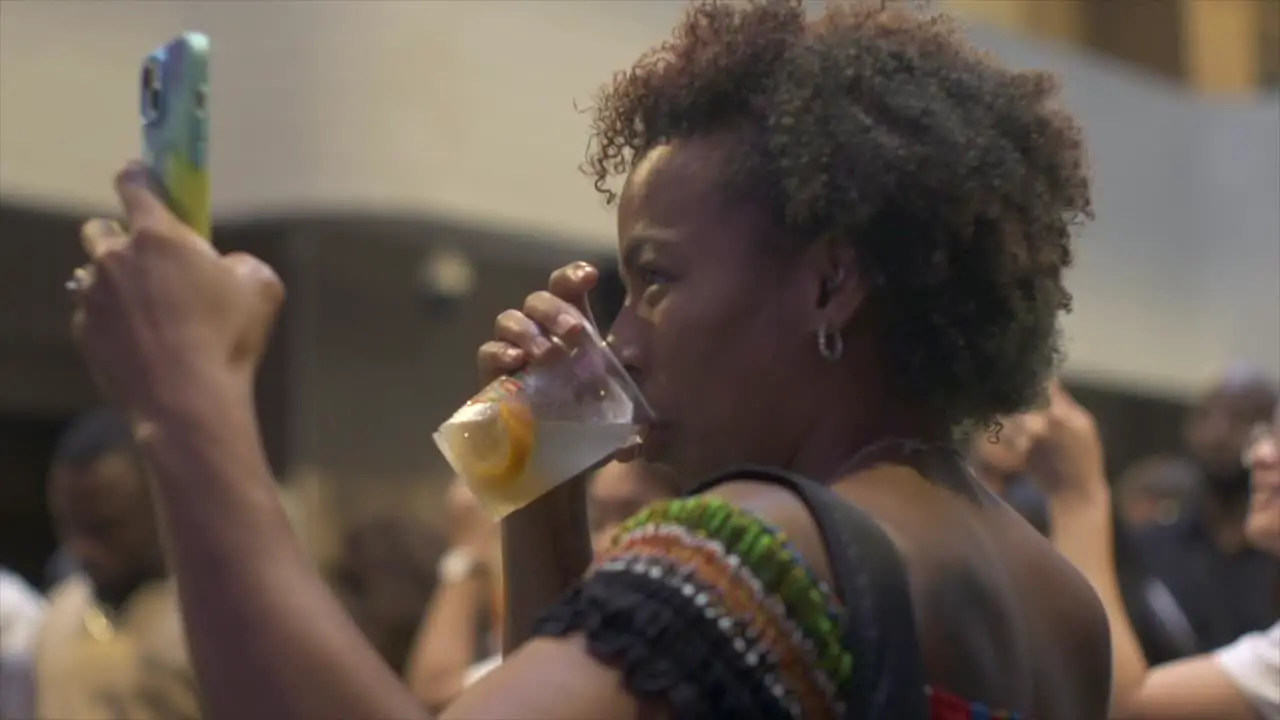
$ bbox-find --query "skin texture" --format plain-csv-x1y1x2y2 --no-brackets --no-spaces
70,2,1107,719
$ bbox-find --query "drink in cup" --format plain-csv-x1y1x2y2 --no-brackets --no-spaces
434,316,652,519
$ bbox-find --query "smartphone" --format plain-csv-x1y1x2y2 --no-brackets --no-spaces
141,32,211,239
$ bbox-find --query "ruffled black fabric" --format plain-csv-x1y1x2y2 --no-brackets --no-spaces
535,569,792,719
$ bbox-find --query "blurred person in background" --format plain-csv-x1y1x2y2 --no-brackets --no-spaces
405,479,502,712
34,407,202,720
331,514,447,678
43,545,81,590
408,461,678,711
1115,455,1202,530
1034,381,1279,719
968,412,1051,532
0,567,45,720
1136,372,1280,652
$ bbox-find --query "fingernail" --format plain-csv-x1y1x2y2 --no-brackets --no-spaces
119,162,148,185
532,336,554,355
553,313,580,336
502,347,522,362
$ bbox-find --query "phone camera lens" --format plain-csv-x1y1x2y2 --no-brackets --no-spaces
141,59,163,123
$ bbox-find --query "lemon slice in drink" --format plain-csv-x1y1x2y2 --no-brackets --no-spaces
451,400,536,489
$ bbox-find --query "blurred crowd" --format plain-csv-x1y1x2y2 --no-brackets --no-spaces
1,370,1276,719
0,406,682,719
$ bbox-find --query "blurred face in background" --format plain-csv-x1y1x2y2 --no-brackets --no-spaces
969,412,1048,487
588,461,678,552
1115,456,1202,529
1242,403,1280,555
48,451,164,606
1185,377,1278,488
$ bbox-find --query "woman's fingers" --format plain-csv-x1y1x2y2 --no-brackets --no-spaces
547,262,599,322
80,218,129,261
476,261,604,387
493,308,554,356
522,291,592,347
476,341,527,384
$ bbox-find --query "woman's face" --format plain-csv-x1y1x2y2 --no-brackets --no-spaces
1243,403,1280,556
607,137,827,483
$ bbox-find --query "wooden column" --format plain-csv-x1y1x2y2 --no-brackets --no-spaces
1028,1,1087,45
946,0,1034,32
1181,0,1263,94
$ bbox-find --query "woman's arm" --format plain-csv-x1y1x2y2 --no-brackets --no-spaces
138,378,430,720
405,557,488,711
75,170,629,720
499,476,592,649
447,491,856,720
1112,654,1261,720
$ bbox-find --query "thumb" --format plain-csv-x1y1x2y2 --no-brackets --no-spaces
115,163,179,230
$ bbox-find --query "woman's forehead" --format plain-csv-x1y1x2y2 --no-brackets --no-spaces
618,138,775,261
621,139,735,219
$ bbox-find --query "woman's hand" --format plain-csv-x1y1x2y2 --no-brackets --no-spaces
71,162,284,417
475,262,600,386
1026,379,1109,504
474,263,604,649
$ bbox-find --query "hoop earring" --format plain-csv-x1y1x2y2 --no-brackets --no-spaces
817,323,844,362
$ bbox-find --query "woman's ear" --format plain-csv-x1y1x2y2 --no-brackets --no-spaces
811,237,865,331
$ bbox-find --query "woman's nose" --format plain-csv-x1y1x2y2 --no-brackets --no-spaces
605,310,644,383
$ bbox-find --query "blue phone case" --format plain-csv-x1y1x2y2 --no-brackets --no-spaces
141,32,211,240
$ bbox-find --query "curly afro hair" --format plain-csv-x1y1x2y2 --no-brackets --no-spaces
584,0,1091,431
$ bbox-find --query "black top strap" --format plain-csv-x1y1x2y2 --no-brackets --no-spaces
689,466,931,720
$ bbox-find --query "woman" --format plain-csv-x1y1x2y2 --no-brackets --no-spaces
69,1,1107,718
1032,384,1279,719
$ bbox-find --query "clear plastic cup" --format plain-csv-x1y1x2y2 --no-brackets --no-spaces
434,314,653,519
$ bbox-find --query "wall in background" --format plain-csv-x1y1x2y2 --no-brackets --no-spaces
2,1,1276,394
